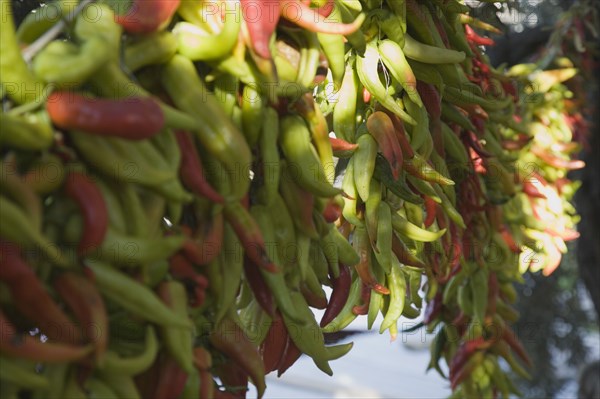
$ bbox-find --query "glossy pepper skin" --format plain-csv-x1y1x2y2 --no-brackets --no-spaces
47,91,165,140
115,0,181,34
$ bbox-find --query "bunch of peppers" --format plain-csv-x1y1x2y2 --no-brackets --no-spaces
0,0,593,397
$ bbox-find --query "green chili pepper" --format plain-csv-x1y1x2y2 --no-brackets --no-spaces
379,255,407,333
352,133,378,202
0,111,54,151
0,0,43,104
97,372,141,399
86,261,192,329
241,84,265,147
333,60,360,142
279,115,340,198
0,357,49,390
157,281,194,373
92,227,186,267
124,31,177,72
392,212,447,242
0,195,67,267
173,8,241,61
322,272,362,333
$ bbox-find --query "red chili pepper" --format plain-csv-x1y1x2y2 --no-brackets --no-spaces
261,311,289,373
502,326,532,367
152,353,189,399
53,272,108,362
209,317,266,398
355,232,390,295
319,264,351,327
465,25,495,46
115,0,180,34
242,0,281,59
329,137,358,152
367,111,404,180
47,91,164,140
277,337,302,377
0,309,92,362
423,196,438,228
417,81,441,119
279,0,363,35
168,253,209,307
351,282,371,315
190,211,225,266
64,171,108,256
243,256,276,317
321,198,342,223
175,131,224,204
449,336,489,382
362,87,372,104
531,146,585,170
391,234,426,268
0,239,75,343
379,108,415,159
301,284,327,309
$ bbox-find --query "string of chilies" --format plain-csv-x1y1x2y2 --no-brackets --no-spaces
0,0,592,397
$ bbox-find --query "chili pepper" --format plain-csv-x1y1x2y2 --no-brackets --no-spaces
63,171,108,255
22,154,65,195
404,153,455,186
224,201,276,273
280,0,365,34
0,111,54,151
86,260,191,328
99,326,158,376
0,239,74,343
530,146,585,170
212,224,243,322
372,157,424,205
330,137,359,156
281,291,335,375
156,281,194,373
0,196,67,267
0,356,50,390
501,326,532,367
333,61,359,142
258,107,280,206
464,24,495,46
364,180,382,249
392,212,447,243
321,271,361,333
0,310,92,363
317,26,345,89
189,201,224,266
260,312,288,373
210,317,266,398
243,257,276,317
379,256,407,333
277,337,302,377
114,0,180,34
0,0,43,104
378,39,423,108
402,33,466,64
47,91,164,140
352,282,372,315
175,131,224,203
53,272,108,362
279,115,340,197
0,162,42,231
320,264,351,327
161,56,252,199
279,162,320,238
124,31,177,72
357,44,416,125
367,111,404,179
33,39,111,87
240,0,280,59
97,372,141,399
295,93,335,183
353,226,389,294
352,133,378,202
93,227,186,266
174,8,241,61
